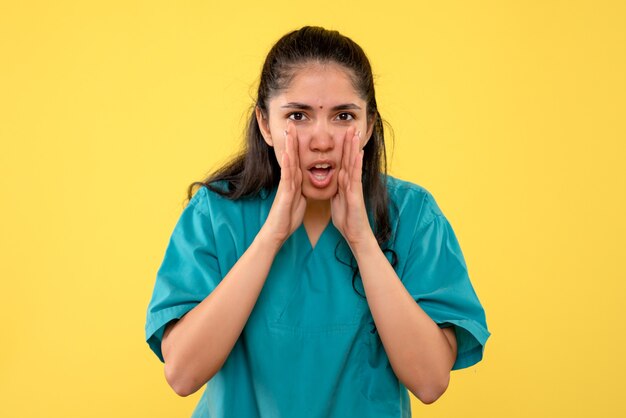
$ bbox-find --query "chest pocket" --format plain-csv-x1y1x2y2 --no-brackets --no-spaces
261,228,368,336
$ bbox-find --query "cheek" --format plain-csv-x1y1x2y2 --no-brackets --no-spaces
267,129,286,166
359,121,372,148
273,146,285,167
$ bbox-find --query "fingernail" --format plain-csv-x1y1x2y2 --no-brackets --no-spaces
357,130,361,138
284,130,288,137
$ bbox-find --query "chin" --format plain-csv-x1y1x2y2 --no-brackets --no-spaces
302,183,338,201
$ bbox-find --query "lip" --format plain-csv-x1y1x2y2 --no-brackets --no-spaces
306,159,336,189
306,159,336,170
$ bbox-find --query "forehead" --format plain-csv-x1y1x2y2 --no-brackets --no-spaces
273,63,363,106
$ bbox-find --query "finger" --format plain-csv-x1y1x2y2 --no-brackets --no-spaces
355,149,364,183
288,123,302,193
282,130,295,193
351,130,361,181
285,121,300,168
284,126,294,169
277,153,293,204
281,144,290,181
344,129,357,190
337,168,345,195
295,160,302,192
292,124,301,173
342,126,354,180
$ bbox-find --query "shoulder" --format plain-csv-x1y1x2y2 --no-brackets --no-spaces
187,181,271,216
385,175,445,230
185,184,221,218
185,182,274,246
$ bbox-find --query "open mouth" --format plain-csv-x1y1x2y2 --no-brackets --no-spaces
310,163,331,180
307,162,335,188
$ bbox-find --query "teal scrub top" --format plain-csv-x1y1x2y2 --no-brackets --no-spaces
145,175,490,418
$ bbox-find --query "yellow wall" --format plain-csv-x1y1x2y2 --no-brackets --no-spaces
1,1,624,417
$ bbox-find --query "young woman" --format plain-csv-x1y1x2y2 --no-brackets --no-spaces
145,26,490,417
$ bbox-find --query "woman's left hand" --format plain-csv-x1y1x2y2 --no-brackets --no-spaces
331,126,375,249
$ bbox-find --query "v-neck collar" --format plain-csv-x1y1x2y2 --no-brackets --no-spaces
297,220,337,252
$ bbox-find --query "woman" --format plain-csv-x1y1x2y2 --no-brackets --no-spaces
145,26,490,417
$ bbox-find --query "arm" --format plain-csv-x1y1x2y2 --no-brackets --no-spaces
331,129,456,404
161,228,282,397
162,124,306,397
351,236,457,404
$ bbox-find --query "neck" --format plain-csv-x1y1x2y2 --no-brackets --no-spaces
304,198,331,225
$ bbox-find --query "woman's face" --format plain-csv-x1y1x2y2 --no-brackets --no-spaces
256,62,374,201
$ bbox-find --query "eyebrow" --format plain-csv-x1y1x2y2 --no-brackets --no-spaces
280,102,362,111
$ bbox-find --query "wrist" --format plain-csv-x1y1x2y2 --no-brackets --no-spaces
348,232,380,261
255,226,286,254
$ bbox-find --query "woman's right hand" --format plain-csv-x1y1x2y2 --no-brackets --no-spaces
162,126,305,394
259,122,306,249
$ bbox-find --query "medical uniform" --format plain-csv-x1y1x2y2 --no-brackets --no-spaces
145,175,490,418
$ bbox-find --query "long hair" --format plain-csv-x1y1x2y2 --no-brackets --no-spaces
187,26,397,297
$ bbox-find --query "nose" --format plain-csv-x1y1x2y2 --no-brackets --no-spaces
308,119,334,152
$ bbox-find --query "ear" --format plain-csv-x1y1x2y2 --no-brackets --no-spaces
255,106,273,147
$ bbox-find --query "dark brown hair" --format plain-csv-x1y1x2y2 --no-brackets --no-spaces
187,26,397,297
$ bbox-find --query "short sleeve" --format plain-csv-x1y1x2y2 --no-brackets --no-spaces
402,212,490,371
144,187,221,362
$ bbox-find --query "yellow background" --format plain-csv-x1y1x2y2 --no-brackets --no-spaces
1,1,624,417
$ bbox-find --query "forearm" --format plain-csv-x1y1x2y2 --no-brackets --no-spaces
351,235,457,404
162,228,282,396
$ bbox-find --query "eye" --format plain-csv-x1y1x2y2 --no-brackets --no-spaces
288,112,307,121
336,112,355,121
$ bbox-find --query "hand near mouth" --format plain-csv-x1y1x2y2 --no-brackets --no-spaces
331,126,374,250
259,122,307,249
